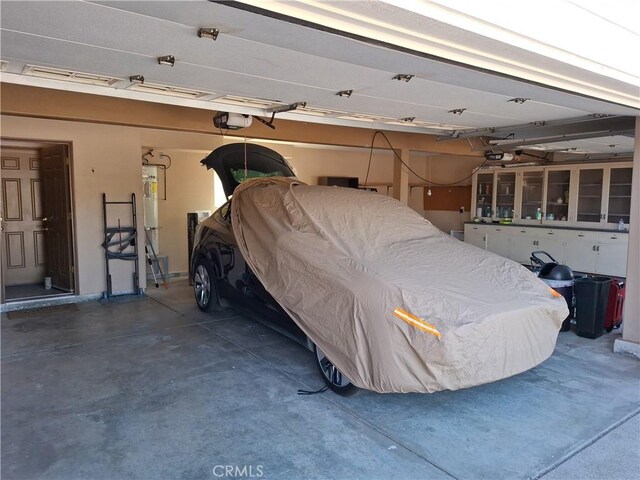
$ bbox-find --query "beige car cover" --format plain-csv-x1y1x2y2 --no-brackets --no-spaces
231,177,568,393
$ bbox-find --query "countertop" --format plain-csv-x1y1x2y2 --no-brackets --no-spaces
464,222,628,234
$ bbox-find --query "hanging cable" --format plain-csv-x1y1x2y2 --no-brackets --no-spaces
243,135,248,180
363,130,489,188
158,153,172,169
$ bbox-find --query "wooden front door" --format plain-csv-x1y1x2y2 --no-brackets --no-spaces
40,145,74,291
1,148,46,286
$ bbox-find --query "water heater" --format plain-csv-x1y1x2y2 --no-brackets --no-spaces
142,165,159,252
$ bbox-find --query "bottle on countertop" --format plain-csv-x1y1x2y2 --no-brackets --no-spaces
536,208,542,221
618,219,625,231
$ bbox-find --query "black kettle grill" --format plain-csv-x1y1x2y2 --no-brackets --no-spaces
530,251,574,331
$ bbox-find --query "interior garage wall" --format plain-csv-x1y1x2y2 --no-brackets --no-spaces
1,115,145,297
1,114,478,295
252,142,428,213
418,154,483,232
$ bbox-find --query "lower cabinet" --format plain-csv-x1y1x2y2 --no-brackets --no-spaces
485,226,510,258
560,231,628,276
463,225,487,250
463,224,629,277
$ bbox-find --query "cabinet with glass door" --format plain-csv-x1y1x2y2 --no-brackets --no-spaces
517,170,544,222
576,168,604,224
471,161,632,229
495,172,515,220
544,169,572,223
474,172,494,219
606,167,632,229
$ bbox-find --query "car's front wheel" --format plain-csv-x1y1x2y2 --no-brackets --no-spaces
314,344,359,396
193,257,220,312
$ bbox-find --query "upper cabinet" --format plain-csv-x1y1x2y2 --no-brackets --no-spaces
474,172,494,219
471,161,632,230
495,172,516,220
607,167,633,225
576,168,604,224
518,170,544,221
545,169,572,223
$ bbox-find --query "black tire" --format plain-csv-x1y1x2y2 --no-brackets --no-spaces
193,257,220,312
314,344,359,396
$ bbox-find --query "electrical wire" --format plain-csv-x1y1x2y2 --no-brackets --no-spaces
363,130,489,188
158,153,172,169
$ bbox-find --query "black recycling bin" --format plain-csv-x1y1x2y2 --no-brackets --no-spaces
574,276,612,339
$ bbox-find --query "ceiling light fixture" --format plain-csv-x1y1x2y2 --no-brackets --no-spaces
508,97,529,104
392,74,414,82
400,117,415,122
157,55,175,67
197,28,219,41
129,75,144,84
448,108,466,115
336,89,353,98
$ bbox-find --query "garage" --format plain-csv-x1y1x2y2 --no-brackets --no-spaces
1,1,639,479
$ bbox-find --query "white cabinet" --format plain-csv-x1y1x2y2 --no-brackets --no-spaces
508,228,535,264
463,224,629,277
485,226,511,258
562,231,597,273
562,231,628,276
592,232,629,276
464,224,487,249
532,229,567,263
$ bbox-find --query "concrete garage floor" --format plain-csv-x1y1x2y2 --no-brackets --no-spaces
2,280,639,480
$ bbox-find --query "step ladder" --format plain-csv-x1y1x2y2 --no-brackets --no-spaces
144,227,168,289
102,193,141,298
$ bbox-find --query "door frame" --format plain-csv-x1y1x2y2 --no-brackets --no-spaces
0,137,77,303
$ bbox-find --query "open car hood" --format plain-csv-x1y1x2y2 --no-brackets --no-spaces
201,143,295,198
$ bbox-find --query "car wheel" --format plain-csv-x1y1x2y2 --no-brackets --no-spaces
314,344,359,396
193,257,220,312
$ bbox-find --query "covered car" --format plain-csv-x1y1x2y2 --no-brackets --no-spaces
195,143,568,394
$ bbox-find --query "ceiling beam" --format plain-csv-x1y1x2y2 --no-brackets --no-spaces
439,116,636,143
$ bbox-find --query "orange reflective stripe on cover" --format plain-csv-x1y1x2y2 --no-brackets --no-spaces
393,308,442,339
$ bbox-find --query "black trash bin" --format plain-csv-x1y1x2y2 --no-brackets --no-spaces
532,252,574,331
574,276,612,339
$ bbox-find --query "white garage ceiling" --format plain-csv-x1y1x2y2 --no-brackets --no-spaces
0,0,638,155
